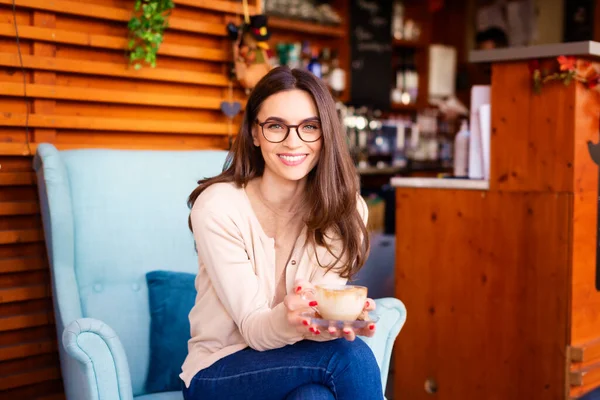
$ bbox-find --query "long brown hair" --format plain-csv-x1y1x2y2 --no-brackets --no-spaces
188,66,369,280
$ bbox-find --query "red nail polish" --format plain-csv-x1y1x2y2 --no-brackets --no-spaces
309,301,318,307
302,320,309,326
309,327,315,333
296,286,302,292
343,329,351,335
369,324,375,330
365,300,370,308
315,330,321,335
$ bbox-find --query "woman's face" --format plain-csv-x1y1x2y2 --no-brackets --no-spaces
252,89,323,183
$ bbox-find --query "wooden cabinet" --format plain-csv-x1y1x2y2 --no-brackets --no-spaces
394,44,600,399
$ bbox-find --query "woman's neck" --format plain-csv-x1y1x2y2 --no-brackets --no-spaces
256,171,306,215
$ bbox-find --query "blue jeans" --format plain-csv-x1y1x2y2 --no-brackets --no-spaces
183,338,383,400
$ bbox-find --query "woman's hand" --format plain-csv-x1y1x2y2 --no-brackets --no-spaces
283,279,320,335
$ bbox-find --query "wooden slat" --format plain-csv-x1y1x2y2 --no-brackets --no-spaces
269,16,345,37
0,258,46,274
175,0,257,14
0,201,39,216
0,53,229,87
0,285,49,304
0,230,44,245
0,340,56,361
0,366,60,391
0,312,52,331
0,23,228,62
0,143,34,157
0,173,36,186
0,0,226,36
0,140,234,156
0,113,230,135
0,82,242,110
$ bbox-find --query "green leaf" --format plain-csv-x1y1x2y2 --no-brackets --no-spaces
127,0,174,70
564,73,573,86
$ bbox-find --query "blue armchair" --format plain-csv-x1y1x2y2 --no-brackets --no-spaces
34,143,406,400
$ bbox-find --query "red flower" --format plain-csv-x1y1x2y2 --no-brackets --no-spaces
557,55,576,71
528,60,540,75
588,77,599,89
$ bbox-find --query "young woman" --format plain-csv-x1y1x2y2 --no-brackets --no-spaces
181,66,383,400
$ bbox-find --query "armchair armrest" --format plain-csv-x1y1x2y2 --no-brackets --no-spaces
62,318,134,400
360,297,407,394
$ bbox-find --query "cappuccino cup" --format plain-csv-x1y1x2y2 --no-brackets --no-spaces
314,284,368,321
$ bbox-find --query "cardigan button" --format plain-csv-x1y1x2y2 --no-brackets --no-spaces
290,260,297,265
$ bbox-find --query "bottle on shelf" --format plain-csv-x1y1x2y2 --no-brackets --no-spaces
307,47,322,78
392,0,405,40
320,47,331,84
329,50,346,98
453,119,470,178
405,52,419,104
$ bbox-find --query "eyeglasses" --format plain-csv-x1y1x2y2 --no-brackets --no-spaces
255,119,322,143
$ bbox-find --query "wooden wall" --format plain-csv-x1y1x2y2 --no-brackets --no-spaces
0,0,257,397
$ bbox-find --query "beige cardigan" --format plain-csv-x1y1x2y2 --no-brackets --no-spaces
180,181,368,388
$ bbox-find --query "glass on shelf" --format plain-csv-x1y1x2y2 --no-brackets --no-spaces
391,0,422,43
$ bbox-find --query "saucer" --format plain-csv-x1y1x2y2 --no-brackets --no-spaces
300,311,380,330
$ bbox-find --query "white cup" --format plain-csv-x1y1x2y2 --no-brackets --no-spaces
313,284,368,321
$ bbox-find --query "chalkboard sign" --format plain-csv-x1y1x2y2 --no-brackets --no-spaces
349,0,393,111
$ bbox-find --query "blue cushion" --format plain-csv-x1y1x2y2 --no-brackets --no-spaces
145,270,197,394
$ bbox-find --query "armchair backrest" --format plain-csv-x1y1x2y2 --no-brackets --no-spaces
34,144,228,396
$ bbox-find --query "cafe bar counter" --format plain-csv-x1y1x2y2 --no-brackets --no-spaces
392,42,600,399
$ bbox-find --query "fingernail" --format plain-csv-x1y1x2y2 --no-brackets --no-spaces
315,330,321,335
369,324,375,330
343,329,351,335
309,327,315,333
365,300,370,307
309,301,318,307
302,320,309,326
296,286,302,292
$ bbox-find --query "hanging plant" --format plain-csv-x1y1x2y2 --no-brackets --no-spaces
529,56,600,94
127,0,175,70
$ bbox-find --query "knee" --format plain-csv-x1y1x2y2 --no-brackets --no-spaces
327,338,380,375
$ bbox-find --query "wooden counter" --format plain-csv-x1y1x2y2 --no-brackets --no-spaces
392,41,600,399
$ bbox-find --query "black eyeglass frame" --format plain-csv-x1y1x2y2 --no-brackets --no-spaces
255,119,323,143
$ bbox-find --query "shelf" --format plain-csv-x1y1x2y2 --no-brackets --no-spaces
391,102,420,111
267,16,346,37
393,39,427,49
390,177,489,190
358,166,403,175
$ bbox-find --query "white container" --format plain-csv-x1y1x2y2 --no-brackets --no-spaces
454,120,470,177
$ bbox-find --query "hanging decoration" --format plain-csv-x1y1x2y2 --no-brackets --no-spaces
226,0,273,93
127,0,175,70
529,56,600,94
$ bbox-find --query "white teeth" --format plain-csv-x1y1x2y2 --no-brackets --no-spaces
279,155,306,162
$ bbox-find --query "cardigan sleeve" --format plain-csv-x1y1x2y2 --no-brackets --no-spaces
191,208,304,351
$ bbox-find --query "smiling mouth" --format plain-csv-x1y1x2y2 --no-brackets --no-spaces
278,154,308,166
